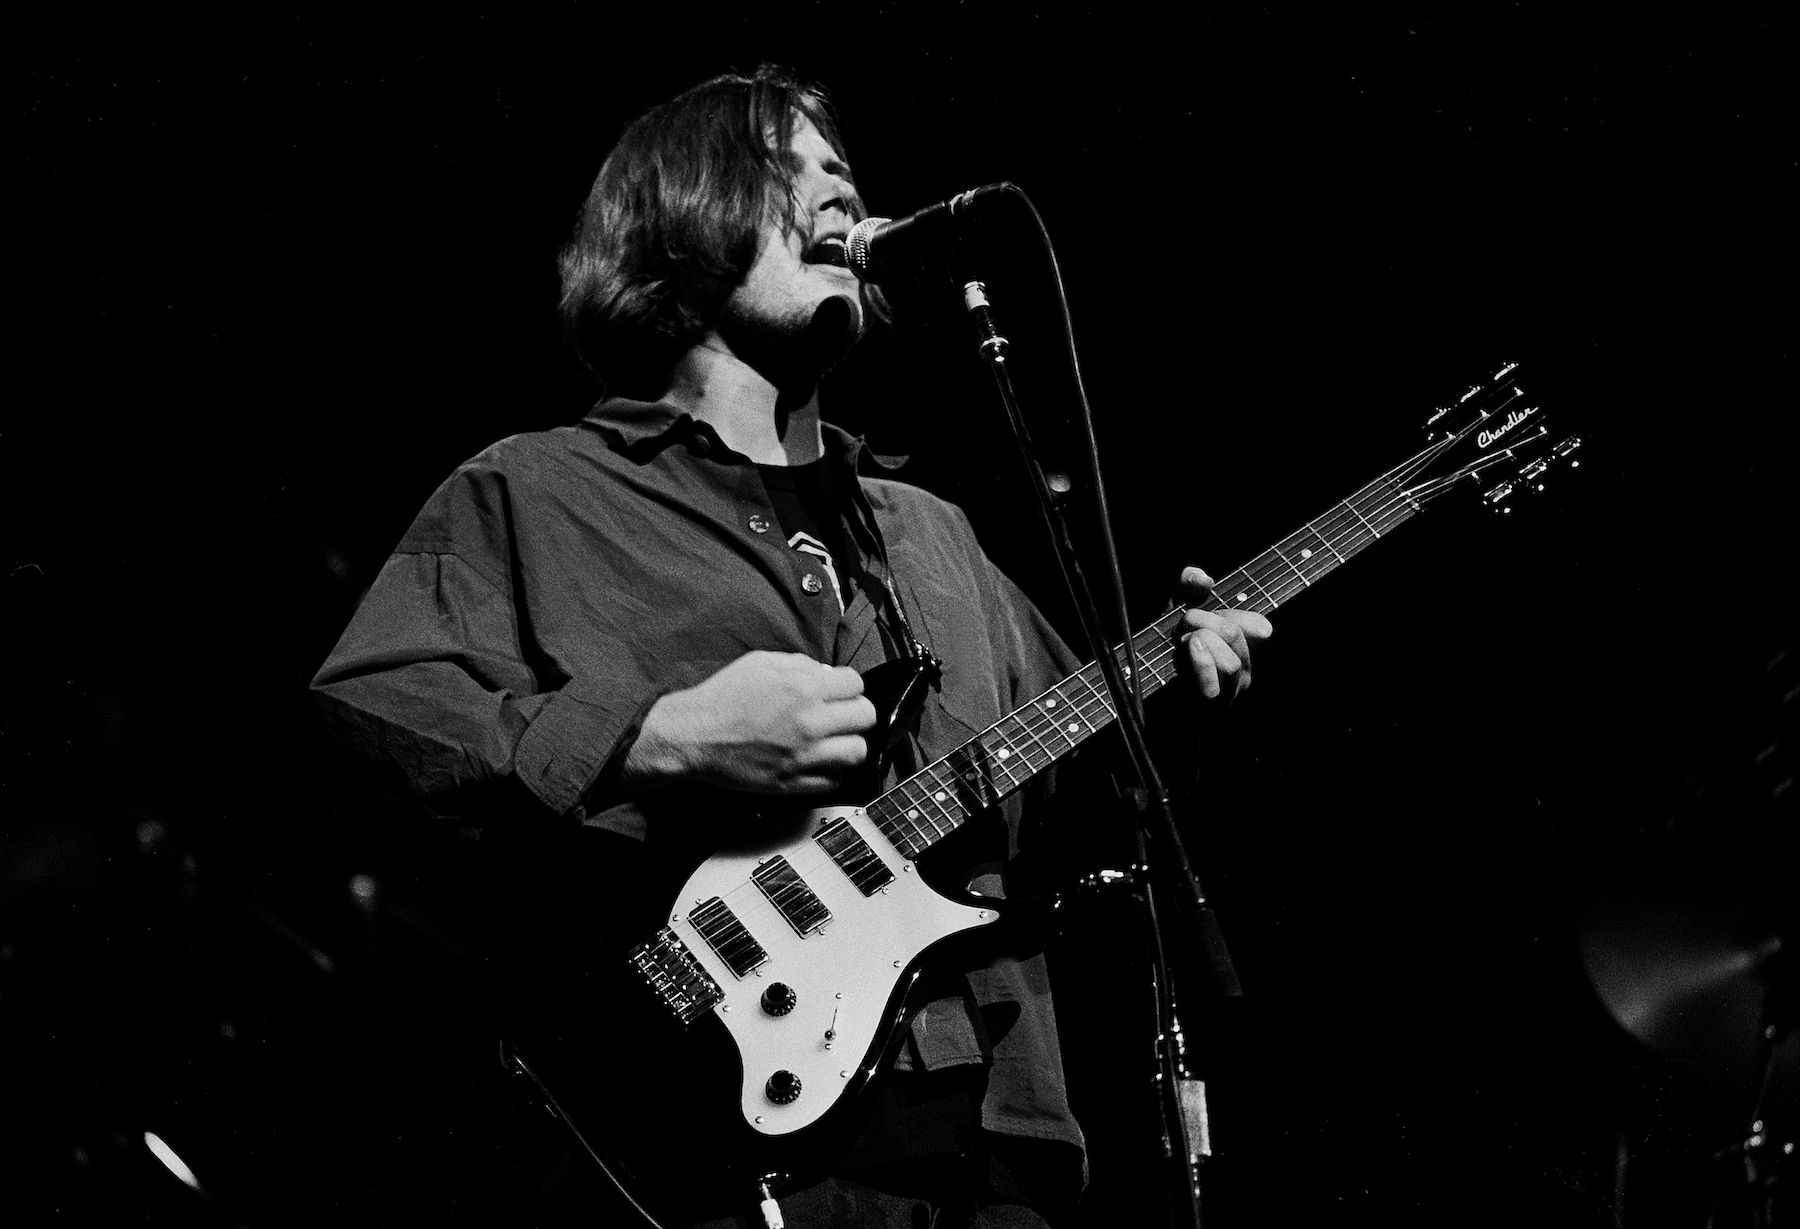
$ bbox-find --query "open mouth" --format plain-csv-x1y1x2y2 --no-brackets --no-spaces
804,236,848,268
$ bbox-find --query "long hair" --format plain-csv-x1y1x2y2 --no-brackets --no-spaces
558,65,870,398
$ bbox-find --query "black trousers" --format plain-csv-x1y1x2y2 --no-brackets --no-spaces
539,1066,1080,1228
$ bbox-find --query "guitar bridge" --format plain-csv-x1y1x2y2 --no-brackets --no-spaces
629,927,724,1026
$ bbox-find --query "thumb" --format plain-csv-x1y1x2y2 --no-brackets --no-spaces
1178,565,1215,601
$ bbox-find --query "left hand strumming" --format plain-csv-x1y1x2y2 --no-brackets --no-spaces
1175,565,1273,700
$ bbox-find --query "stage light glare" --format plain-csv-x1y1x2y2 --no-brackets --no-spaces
143,1131,199,1189
350,873,379,910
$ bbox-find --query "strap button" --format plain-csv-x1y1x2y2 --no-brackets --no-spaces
801,574,824,595
748,515,772,535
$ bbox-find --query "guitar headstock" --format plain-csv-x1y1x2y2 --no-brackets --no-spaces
1406,360,1582,515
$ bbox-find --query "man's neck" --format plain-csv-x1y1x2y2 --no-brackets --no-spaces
664,338,823,466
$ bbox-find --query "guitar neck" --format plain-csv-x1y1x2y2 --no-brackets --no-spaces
867,471,1421,860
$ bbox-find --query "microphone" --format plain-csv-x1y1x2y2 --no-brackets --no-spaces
842,183,1011,283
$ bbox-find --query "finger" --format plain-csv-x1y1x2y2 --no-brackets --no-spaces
801,733,869,773
813,664,867,700
1177,565,1215,603
1186,632,1221,699
1180,608,1240,641
783,775,845,796
1183,611,1271,676
807,695,879,737
1193,628,1242,680
1224,610,1273,642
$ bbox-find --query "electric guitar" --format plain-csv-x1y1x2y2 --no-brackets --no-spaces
502,362,1579,1216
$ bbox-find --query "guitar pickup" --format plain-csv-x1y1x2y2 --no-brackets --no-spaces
688,897,769,978
815,817,895,896
752,855,833,936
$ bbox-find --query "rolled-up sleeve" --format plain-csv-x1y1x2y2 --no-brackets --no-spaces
310,462,660,827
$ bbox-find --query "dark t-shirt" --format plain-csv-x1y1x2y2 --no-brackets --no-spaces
755,458,861,611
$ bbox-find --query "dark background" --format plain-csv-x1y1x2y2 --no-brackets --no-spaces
10,4,1794,1226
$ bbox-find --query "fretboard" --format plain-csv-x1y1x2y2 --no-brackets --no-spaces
867,472,1420,859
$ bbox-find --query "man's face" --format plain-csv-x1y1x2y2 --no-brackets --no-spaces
715,114,867,380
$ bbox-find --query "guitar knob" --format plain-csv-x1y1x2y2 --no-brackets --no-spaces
765,1070,802,1105
761,983,797,1017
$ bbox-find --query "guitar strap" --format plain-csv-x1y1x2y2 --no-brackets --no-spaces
835,452,942,679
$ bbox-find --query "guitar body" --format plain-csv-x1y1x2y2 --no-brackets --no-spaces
503,658,999,1215
506,807,1000,1209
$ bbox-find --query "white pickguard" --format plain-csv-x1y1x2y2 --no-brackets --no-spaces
663,805,997,1136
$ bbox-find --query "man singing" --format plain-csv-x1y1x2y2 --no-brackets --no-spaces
312,64,1268,1228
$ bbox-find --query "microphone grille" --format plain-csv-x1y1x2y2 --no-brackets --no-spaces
844,216,887,277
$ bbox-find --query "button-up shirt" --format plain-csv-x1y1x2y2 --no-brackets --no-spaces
311,395,1087,1162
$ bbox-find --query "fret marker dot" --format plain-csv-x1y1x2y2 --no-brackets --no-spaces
1236,593,1248,603
1300,548,1313,559
933,791,947,802
906,808,920,820
1067,722,1080,734
1044,698,1057,709
997,746,1012,759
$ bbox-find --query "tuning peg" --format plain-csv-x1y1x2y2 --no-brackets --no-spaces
1484,478,1518,511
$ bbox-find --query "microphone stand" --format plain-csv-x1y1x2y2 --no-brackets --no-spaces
951,254,1239,1227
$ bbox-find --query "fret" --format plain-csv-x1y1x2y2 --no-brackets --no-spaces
1036,686,1082,751
1204,573,1244,610
1279,525,1344,583
1320,516,1377,562
1304,520,1348,564
1237,568,1281,610
860,450,1448,860
1371,479,1418,528
871,786,926,852
1341,498,1382,537
945,741,1004,813
872,780,936,856
1317,506,1378,560
1269,546,1312,589
892,777,950,856
1012,701,1061,765
902,776,952,836
984,722,1030,784
870,804,916,860
1241,555,1297,607
1087,672,1119,720
1062,673,1112,736
915,767,965,836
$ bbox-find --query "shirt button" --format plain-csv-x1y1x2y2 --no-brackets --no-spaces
801,574,824,595
748,515,772,535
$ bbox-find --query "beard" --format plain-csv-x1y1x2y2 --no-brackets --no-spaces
715,285,867,393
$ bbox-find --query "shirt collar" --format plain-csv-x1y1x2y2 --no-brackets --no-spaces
583,396,908,471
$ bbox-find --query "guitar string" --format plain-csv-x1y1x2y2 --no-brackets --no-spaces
661,412,1526,970
866,471,1433,849
666,482,1421,958
874,472,1420,846
683,475,1423,937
